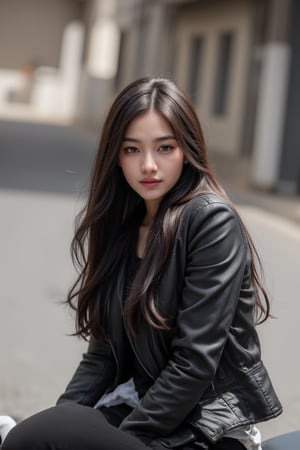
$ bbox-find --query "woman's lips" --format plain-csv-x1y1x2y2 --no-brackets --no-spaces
140,179,162,188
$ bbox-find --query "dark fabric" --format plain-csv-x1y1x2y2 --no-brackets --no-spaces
1,404,246,450
100,403,133,427
121,251,153,398
213,438,246,449
1,404,164,450
186,437,246,450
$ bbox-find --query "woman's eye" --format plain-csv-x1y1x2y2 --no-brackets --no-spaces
159,145,173,152
124,147,139,153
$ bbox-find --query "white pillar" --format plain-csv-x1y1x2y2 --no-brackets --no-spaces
60,21,85,118
251,0,292,190
251,43,291,188
78,0,120,128
86,0,120,79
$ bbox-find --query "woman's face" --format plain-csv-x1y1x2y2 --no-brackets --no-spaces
118,110,185,215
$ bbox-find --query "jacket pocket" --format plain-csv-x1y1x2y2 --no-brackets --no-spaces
185,360,282,444
185,389,245,443
157,423,198,448
239,360,282,419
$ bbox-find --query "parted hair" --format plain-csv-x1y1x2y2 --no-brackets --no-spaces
67,77,270,341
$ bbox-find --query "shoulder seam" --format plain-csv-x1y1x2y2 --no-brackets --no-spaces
188,199,249,256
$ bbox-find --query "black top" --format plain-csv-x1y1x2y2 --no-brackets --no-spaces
122,251,153,399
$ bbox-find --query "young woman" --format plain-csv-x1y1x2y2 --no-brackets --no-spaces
2,77,282,450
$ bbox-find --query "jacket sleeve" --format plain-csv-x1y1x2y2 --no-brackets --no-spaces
56,338,116,407
120,201,248,437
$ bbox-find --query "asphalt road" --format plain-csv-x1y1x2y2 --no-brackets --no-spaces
0,120,98,195
0,120,299,440
0,120,98,418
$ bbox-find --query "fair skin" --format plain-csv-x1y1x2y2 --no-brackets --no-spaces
118,110,185,257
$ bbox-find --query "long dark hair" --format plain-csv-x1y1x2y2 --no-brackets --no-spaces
67,77,270,341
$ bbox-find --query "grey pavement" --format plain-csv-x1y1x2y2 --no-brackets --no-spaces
236,206,300,440
0,119,98,419
0,120,299,439
0,189,87,419
0,119,98,195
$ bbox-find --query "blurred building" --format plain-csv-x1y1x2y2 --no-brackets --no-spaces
0,0,299,195
109,0,299,196
0,0,89,120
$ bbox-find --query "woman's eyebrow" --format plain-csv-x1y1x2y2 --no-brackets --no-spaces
122,135,177,142
122,137,140,142
154,135,177,142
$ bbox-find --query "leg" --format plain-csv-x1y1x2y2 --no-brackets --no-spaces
1,403,158,450
183,437,246,449
213,437,246,449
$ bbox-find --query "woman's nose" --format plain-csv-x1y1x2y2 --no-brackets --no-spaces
141,152,158,172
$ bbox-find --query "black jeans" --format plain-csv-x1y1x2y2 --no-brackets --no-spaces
1,403,246,450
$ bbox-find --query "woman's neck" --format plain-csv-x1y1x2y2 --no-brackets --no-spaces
141,216,153,227
137,201,159,257
144,199,159,223
137,223,150,258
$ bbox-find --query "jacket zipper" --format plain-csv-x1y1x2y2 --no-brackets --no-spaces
124,319,155,381
105,295,121,391
109,337,121,390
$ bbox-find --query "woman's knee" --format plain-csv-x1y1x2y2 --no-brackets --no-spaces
1,404,86,450
1,406,67,449
1,404,152,450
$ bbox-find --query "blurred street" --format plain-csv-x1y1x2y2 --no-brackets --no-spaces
0,119,98,420
0,120,97,195
0,119,300,440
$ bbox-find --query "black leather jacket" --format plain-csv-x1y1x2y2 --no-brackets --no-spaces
57,194,282,448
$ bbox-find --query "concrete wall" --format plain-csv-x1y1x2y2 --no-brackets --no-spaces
116,0,149,88
250,0,292,191
278,0,300,195
76,0,121,128
76,0,257,145
174,0,253,156
0,0,83,70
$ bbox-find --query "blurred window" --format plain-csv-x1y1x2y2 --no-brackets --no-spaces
213,31,235,115
188,35,205,104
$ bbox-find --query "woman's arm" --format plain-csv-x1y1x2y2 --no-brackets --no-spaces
57,339,116,407
120,201,248,436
